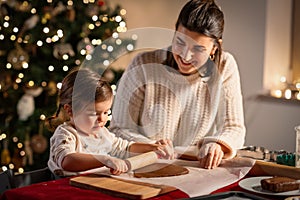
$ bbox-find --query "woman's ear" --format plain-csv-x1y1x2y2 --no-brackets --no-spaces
211,39,223,55
218,39,223,46
63,104,72,117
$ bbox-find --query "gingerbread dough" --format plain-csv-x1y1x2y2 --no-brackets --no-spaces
133,163,189,178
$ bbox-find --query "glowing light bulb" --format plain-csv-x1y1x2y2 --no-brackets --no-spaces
31,8,36,14
116,39,122,45
13,27,19,33
18,73,24,78
18,168,24,174
127,44,134,51
22,62,29,69
28,81,34,87
57,82,62,89
17,142,23,148
37,40,43,46
88,24,95,30
52,35,59,42
296,92,300,100
115,16,122,22
48,65,54,71
132,34,138,40
102,16,108,22
85,54,92,60
112,32,118,38
280,76,286,83
3,22,9,28
92,15,98,21
40,114,46,120
43,27,50,33
46,37,52,43
119,21,126,27
103,60,110,66
57,29,63,38
271,90,282,98
284,89,292,99
6,63,12,69
80,49,86,55
107,46,113,52
120,9,127,15
10,35,16,41
62,54,69,60
63,65,68,71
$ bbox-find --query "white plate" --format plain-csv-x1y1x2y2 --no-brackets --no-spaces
238,176,300,196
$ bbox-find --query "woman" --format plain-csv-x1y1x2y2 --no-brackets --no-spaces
110,0,245,169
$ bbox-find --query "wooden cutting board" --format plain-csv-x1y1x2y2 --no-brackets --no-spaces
69,174,177,199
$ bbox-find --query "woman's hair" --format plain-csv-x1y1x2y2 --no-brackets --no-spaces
175,0,224,66
46,67,113,131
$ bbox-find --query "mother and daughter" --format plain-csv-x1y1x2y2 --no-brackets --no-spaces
47,0,245,177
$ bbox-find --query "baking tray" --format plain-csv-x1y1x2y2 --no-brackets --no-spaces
184,191,268,200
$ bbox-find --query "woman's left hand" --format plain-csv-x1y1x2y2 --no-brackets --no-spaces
198,142,224,169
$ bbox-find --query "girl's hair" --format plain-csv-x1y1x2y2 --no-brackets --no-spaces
175,0,224,66
46,67,113,131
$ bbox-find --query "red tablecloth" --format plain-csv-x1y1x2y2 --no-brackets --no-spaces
0,177,188,200
0,176,284,199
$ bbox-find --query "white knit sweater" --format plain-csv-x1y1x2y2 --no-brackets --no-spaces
48,122,132,176
110,49,245,158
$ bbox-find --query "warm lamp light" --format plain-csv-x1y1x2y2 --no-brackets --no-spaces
284,89,292,99
270,89,282,98
280,76,287,84
296,92,300,100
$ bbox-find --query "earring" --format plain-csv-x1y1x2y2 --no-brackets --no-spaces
210,54,215,61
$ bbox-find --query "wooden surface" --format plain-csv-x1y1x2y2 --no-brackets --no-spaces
69,174,177,199
249,160,300,179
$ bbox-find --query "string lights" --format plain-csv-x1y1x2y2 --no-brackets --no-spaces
269,76,300,101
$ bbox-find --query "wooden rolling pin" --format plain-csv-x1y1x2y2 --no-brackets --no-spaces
178,151,300,179
248,160,300,179
125,151,158,171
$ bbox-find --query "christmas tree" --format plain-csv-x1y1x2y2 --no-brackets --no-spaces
0,0,135,173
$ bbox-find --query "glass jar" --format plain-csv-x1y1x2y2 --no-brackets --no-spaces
295,125,300,167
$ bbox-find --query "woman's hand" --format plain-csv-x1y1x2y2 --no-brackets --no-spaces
198,142,224,169
155,139,176,159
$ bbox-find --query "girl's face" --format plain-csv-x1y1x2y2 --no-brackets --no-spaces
72,99,112,135
172,25,217,75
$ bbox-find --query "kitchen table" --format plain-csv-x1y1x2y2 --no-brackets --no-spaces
1,159,300,199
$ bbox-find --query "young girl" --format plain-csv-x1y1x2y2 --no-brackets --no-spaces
47,67,175,177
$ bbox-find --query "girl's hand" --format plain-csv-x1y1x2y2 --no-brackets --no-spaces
103,156,128,175
198,142,224,169
155,139,176,159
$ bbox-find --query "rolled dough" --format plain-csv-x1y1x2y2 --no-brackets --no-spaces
134,163,189,178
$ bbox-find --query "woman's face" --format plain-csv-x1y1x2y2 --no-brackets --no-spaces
172,25,216,75
72,99,112,135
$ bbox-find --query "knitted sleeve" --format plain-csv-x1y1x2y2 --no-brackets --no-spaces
47,124,77,173
198,52,246,159
101,127,134,159
110,51,156,143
